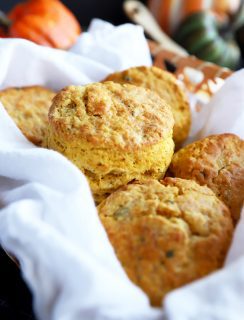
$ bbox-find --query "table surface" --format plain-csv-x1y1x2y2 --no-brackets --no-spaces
0,248,35,320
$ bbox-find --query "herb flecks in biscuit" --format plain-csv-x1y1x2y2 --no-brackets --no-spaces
98,178,233,306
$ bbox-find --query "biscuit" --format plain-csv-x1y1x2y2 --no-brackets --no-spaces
104,66,191,148
168,134,244,223
46,82,174,202
0,86,56,145
98,178,233,306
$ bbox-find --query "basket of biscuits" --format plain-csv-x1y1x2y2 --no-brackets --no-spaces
0,15,243,320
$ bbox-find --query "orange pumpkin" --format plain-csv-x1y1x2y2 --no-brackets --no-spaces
0,0,81,49
148,0,241,35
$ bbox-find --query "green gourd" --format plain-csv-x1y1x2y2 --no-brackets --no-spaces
174,11,241,70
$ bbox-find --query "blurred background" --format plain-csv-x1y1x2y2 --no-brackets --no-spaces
0,0,141,25
0,0,243,70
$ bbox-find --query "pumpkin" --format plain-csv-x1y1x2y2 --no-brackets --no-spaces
148,0,241,35
0,0,81,49
173,11,241,69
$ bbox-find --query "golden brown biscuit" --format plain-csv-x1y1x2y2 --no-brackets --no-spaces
168,134,244,223
98,178,233,306
46,82,174,203
104,66,191,148
0,86,56,145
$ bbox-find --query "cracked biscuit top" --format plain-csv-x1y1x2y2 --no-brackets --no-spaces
168,134,244,223
104,66,191,147
99,178,232,237
48,82,174,150
98,177,233,305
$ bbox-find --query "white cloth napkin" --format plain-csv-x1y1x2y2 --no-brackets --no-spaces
0,19,151,92
0,19,243,320
70,19,152,71
200,69,244,139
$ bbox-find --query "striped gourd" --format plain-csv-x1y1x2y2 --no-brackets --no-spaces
148,0,240,35
174,11,241,69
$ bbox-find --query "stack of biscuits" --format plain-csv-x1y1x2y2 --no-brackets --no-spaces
1,66,243,306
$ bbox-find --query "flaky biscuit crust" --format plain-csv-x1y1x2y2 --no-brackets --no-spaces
48,82,174,150
105,66,191,147
168,134,244,223
98,178,233,306
0,86,55,145
47,82,175,201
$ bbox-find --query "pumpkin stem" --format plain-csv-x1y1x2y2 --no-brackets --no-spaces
0,10,11,31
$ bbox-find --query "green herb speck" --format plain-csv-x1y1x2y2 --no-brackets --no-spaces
124,76,132,82
114,207,129,220
166,250,174,258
